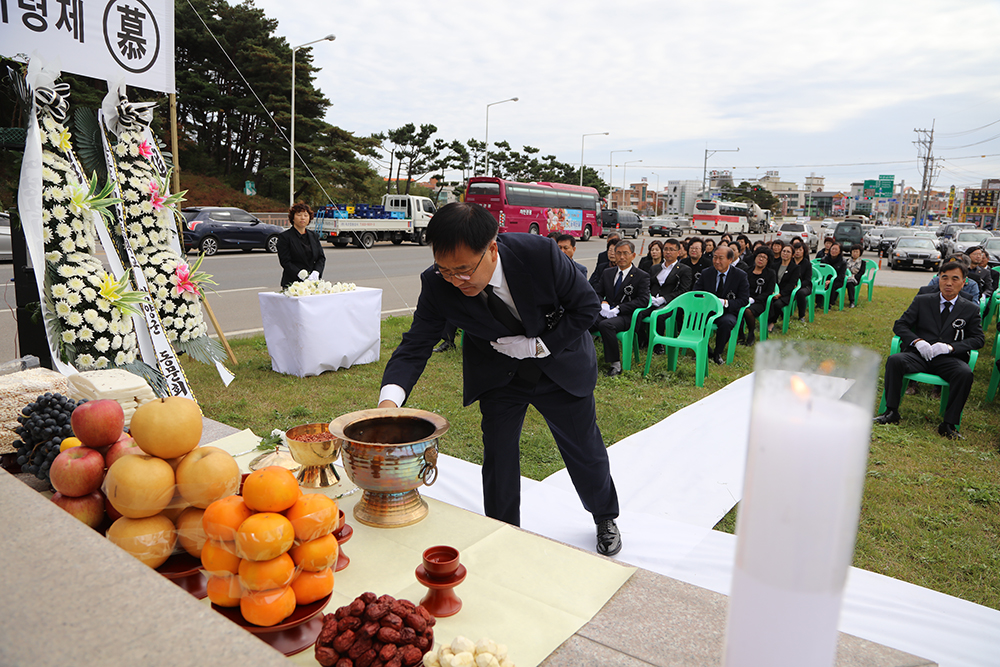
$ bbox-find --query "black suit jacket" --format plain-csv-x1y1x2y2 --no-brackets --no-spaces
775,262,799,298
382,233,600,406
693,266,751,317
649,261,693,305
276,227,326,288
595,265,651,320
589,250,611,288
893,293,984,362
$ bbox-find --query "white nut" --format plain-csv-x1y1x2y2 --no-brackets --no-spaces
451,636,476,654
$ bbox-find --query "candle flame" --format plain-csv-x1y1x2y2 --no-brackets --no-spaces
790,374,811,400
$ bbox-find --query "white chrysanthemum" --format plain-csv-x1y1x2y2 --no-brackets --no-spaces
48,185,66,201
114,143,128,156
96,298,111,313
94,337,111,353
71,219,84,232
109,319,121,335
128,222,143,237
59,238,75,253
125,333,136,348
67,277,85,291
128,203,143,217
188,316,201,330
139,200,154,214
65,292,82,307
164,330,177,342
66,311,84,327
128,143,139,157
81,287,97,301
180,331,191,343
129,176,145,190
42,116,58,131
92,317,109,333
51,204,68,222
143,266,157,279
95,356,110,369
55,222,72,237
157,287,169,299
44,251,62,263
153,273,168,286
57,265,75,278
77,353,94,367
61,331,76,344
161,300,175,313
112,334,123,348
41,166,61,183
41,210,51,224
77,327,94,341
49,284,70,300
135,235,149,247
124,189,140,202
55,301,72,317
83,309,99,323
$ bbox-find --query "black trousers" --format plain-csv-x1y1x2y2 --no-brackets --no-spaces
796,284,813,318
712,313,737,356
595,314,631,364
478,374,619,527
883,351,974,425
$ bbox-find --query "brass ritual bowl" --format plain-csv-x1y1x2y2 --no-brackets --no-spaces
329,408,448,528
285,423,342,488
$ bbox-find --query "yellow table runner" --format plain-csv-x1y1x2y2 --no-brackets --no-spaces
208,430,636,667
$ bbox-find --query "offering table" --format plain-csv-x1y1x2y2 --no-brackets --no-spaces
0,418,935,667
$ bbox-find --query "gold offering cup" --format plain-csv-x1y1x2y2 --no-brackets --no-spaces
329,408,448,528
284,423,342,488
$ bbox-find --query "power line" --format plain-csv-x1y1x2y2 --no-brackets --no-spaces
937,117,1000,138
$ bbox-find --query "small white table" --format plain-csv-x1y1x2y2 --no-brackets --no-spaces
258,287,382,377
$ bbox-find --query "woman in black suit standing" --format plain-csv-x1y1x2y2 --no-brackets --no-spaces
277,202,327,289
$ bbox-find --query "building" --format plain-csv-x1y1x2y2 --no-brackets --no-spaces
609,180,656,215
960,181,1000,228
662,180,701,216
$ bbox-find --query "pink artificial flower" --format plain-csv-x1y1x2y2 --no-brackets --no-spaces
149,181,166,210
171,263,199,297
138,140,154,159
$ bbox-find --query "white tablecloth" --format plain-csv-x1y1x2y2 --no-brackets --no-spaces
258,288,381,376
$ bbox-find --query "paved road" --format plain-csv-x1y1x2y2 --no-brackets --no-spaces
0,233,940,363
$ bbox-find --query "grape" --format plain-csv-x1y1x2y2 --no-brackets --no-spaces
13,392,80,485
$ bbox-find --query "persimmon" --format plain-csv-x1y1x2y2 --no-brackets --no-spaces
201,539,241,575
289,533,339,572
240,586,296,627
238,553,296,591
206,575,241,607
242,466,300,513
290,567,334,605
202,495,254,542
284,493,338,542
235,512,295,561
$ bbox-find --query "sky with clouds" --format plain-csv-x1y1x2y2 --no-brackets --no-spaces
246,0,1000,193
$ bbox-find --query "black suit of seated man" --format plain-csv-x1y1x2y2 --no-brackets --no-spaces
593,239,651,376
693,245,751,365
874,260,985,440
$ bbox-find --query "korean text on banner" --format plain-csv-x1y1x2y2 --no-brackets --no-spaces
0,0,175,93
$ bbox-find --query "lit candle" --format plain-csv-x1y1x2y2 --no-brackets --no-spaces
724,343,879,667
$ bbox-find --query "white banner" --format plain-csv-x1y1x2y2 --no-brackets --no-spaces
0,0,175,93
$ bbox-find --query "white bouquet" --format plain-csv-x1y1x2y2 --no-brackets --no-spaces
283,280,357,297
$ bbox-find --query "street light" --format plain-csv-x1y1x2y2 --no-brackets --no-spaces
290,33,336,207
622,159,642,210
484,97,518,176
651,172,662,215
580,132,609,186
701,147,739,200
609,149,632,209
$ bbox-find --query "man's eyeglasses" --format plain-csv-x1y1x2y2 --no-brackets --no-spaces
435,250,487,281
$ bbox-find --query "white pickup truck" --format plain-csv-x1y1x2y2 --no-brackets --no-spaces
309,194,438,248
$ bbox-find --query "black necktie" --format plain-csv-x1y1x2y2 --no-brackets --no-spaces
941,301,951,326
483,285,525,335
716,273,725,295
614,270,624,297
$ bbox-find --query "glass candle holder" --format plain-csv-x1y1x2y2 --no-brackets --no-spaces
723,340,879,667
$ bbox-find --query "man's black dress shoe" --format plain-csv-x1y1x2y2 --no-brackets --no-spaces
653,344,665,355
596,518,622,557
606,366,622,377
873,409,900,425
938,422,964,440
712,353,725,365
433,340,455,353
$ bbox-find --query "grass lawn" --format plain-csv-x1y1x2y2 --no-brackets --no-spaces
183,285,1000,610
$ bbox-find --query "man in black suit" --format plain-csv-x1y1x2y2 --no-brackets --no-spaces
379,203,622,556
874,260,985,440
593,240,651,377
636,238,693,352
555,233,589,277
589,234,621,289
693,245,751,365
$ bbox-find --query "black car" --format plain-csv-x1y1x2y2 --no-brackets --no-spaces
887,237,941,271
876,228,911,257
980,238,1000,267
600,210,642,239
181,207,285,256
647,218,683,237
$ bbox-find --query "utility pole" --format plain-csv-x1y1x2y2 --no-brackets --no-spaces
913,121,935,226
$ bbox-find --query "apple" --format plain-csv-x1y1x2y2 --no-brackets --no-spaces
50,446,106,497
103,491,123,522
71,399,125,448
175,446,240,508
104,436,142,469
52,491,105,528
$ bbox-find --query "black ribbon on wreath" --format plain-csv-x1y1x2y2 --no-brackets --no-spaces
114,99,157,131
34,82,71,122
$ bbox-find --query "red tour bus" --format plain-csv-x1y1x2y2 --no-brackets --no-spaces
464,177,602,240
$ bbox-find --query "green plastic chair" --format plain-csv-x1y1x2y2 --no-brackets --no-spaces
591,298,649,372
877,335,979,427
780,280,802,333
985,332,1000,403
643,291,723,386
724,288,778,364
812,264,838,314
854,258,878,303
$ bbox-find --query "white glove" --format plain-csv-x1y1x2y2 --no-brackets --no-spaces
308,271,320,281
914,340,934,361
490,335,539,359
297,269,309,280
930,342,953,358
600,302,612,317
609,306,620,318
748,297,755,305
651,295,666,307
